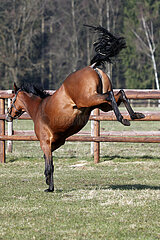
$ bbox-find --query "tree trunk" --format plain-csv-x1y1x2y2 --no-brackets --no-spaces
106,0,112,79
141,16,159,90
71,0,78,71
41,15,45,86
86,28,90,66
9,67,19,85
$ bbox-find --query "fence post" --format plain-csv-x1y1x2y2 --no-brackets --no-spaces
7,97,13,152
94,108,100,163
91,111,94,155
0,98,5,163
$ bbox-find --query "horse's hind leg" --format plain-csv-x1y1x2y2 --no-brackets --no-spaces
75,90,130,126
115,90,145,120
109,91,130,126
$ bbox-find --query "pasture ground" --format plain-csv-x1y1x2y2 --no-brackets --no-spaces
0,107,160,240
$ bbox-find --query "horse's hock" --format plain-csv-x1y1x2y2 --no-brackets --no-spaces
1,89,160,163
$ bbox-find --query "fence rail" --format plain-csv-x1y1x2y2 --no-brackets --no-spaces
1,111,160,121
1,89,160,164
1,89,160,99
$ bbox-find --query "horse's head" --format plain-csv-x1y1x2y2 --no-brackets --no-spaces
6,83,25,122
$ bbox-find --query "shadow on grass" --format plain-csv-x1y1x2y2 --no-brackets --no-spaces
109,184,160,190
101,155,160,161
6,155,92,163
6,156,43,163
6,152,160,163
84,184,160,191
55,184,160,194
6,158,17,163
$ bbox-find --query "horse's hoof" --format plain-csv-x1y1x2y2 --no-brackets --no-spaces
122,118,130,126
44,188,54,192
131,112,145,120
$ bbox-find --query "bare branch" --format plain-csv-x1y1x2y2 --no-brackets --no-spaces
132,29,151,58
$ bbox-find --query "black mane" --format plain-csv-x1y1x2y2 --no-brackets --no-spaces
19,83,50,99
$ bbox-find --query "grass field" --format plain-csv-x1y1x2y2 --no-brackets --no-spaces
0,107,160,240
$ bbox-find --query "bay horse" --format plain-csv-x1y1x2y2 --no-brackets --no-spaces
6,25,144,192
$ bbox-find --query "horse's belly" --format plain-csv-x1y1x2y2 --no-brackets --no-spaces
51,108,90,139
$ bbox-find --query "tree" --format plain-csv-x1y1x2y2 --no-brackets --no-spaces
0,0,159,90
0,0,47,88
132,11,159,89
123,0,160,89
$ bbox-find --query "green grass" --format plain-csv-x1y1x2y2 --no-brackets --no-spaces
1,107,160,240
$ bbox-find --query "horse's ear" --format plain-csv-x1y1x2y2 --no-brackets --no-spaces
14,82,19,93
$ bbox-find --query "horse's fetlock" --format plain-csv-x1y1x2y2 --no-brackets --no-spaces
44,164,53,177
118,115,123,122
44,169,48,177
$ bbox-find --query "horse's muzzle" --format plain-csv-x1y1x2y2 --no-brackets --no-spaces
6,114,13,122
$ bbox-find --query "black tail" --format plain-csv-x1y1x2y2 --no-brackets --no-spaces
84,24,126,67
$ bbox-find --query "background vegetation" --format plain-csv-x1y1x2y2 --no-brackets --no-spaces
0,0,160,90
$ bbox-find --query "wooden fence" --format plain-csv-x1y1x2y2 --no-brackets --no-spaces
1,89,160,164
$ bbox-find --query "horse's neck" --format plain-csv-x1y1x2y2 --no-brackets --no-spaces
22,93,41,121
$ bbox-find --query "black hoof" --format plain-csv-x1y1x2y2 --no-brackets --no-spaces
44,188,54,192
131,112,145,120
122,118,130,126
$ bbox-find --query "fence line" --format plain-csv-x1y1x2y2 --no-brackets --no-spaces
4,130,160,137
1,89,160,164
1,111,160,121
1,134,160,143
1,89,160,99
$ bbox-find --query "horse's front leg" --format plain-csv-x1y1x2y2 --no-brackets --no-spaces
42,139,65,192
115,90,145,120
44,153,54,192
